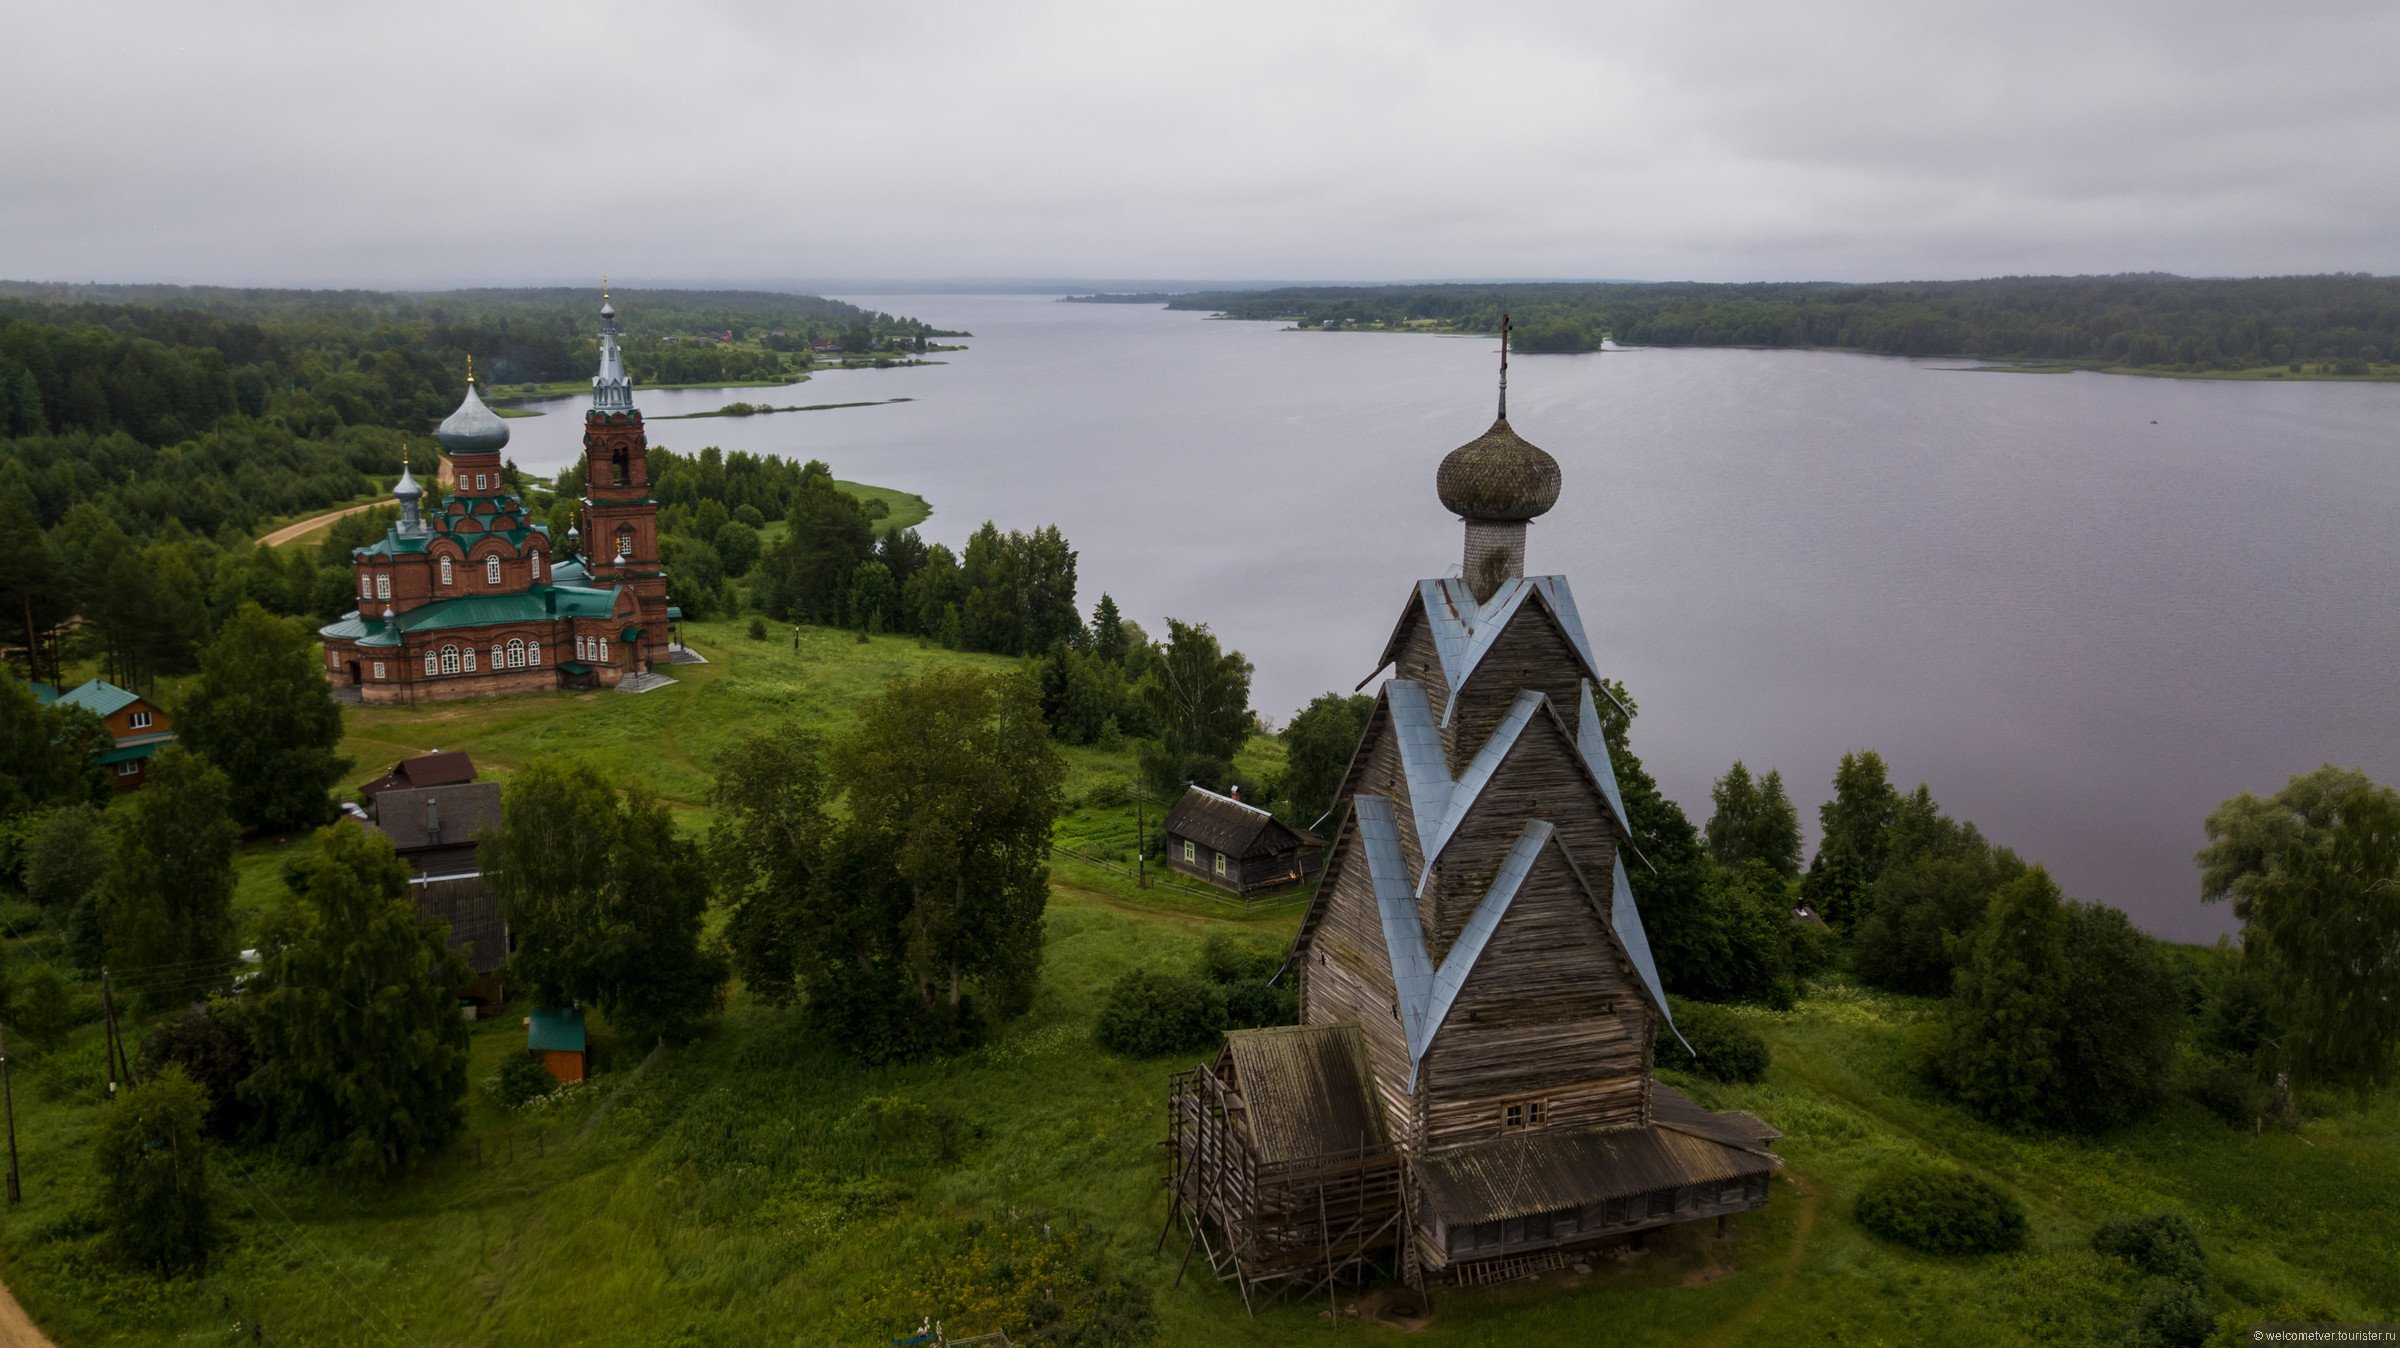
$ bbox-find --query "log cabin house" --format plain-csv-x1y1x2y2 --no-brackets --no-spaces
365,755,508,1008
1164,324,1780,1308
1161,786,1322,897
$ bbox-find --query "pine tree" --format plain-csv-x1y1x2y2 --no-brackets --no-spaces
97,747,238,1011
1089,593,1128,667
1802,750,1901,927
244,822,468,1173
1944,867,2071,1128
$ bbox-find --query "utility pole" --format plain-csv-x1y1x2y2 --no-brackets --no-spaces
0,1021,20,1204
100,967,132,1099
1136,784,1147,889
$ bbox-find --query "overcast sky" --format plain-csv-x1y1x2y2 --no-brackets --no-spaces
6,1,2395,288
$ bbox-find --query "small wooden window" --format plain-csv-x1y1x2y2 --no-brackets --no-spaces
1182,840,1196,863
130,710,152,729
1501,1098,1547,1132
1213,852,1227,877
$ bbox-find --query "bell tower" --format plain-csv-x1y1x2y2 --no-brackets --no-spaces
578,285,670,668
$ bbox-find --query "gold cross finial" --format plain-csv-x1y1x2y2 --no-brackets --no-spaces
1498,313,1512,421
603,274,610,299
466,353,475,384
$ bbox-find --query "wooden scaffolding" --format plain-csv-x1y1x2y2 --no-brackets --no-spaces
1159,1062,1410,1315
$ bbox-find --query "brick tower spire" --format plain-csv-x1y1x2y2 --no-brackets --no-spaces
578,284,669,671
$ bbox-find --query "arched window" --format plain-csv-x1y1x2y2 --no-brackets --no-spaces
485,556,501,586
375,573,391,600
507,638,527,668
529,551,543,580
463,648,477,673
439,645,460,674
424,652,438,677
491,643,505,669
439,556,453,586
574,635,587,660
598,637,610,663
358,573,371,598
475,473,487,490
527,641,540,666
616,527,634,561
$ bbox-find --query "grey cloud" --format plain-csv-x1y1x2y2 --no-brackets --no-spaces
3,0,2394,285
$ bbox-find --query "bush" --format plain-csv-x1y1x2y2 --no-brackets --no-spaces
746,616,768,640
2093,1211,2207,1286
140,1002,257,1141
489,1052,559,1109
94,1065,216,1273
2133,1280,2215,1348
1655,998,1769,1083
1853,1165,2027,1255
2179,1052,2268,1127
1094,969,1225,1058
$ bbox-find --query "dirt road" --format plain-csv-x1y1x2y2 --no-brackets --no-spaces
256,497,392,548
0,1279,54,1348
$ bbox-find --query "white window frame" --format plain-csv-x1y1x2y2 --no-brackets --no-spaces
485,556,501,586
598,638,609,662
528,641,541,666
507,638,526,668
574,635,586,660
375,573,391,600
359,573,372,598
424,652,438,677
463,648,477,673
530,551,543,580
1182,840,1196,863
129,710,152,730
440,645,460,674
475,472,487,490
115,760,141,777
1214,852,1227,877
491,643,505,669
372,661,385,680
439,556,453,586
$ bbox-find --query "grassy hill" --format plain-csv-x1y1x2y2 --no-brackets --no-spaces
0,621,2390,1344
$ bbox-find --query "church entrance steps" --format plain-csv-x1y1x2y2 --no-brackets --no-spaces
614,671,678,694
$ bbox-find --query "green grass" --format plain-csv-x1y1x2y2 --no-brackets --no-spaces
4,625,2393,1344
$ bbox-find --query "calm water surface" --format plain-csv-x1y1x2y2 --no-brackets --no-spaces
507,295,2400,943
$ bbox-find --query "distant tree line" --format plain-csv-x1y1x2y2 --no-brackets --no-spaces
1105,273,2400,369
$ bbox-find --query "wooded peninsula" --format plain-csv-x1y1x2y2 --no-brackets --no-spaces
1076,273,2400,375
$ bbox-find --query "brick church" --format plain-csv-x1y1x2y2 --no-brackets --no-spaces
320,292,672,703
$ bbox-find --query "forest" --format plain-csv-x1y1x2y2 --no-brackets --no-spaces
1079,273,2400,370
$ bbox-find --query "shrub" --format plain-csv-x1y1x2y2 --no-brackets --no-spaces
2181,1054,2268,1128
2093,1211,2206,1286
1655,998,1769,1083
489,1052,560,1109
140,1002,257,1140
1853,1165,2027,1255
2133,1280,2215,1348
1094,969,1225,1058
746,616,767,640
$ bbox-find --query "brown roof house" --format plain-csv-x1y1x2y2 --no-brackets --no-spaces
370,773,509,1009
1163,327,1780,1306
359,749,477,801
1162,787,1321,897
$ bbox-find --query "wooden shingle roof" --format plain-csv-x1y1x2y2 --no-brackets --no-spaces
1414,1121,1780,1227
1220,1023,1388,1165
1163,787,1308,860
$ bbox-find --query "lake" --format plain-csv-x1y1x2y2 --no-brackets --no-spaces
503,294,2400,944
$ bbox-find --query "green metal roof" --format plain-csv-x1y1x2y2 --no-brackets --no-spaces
28,682,58,706
393,584,623,635
555,661,594,674
619,625,643,642
528,1007,586,1053
58,680,140,717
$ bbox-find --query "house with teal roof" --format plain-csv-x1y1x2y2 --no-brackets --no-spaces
47,678,177,790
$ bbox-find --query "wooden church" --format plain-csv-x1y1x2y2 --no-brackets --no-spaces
1164,327,1780,1306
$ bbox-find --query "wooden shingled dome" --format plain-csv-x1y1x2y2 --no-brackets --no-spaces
1436,418,1561,522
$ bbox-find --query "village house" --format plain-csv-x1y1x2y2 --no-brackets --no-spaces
1161,786,1322,897
1164,325,1780,1307
358,748,476,801
317,291,672,703
33,678,177,790
365,753,508,1008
